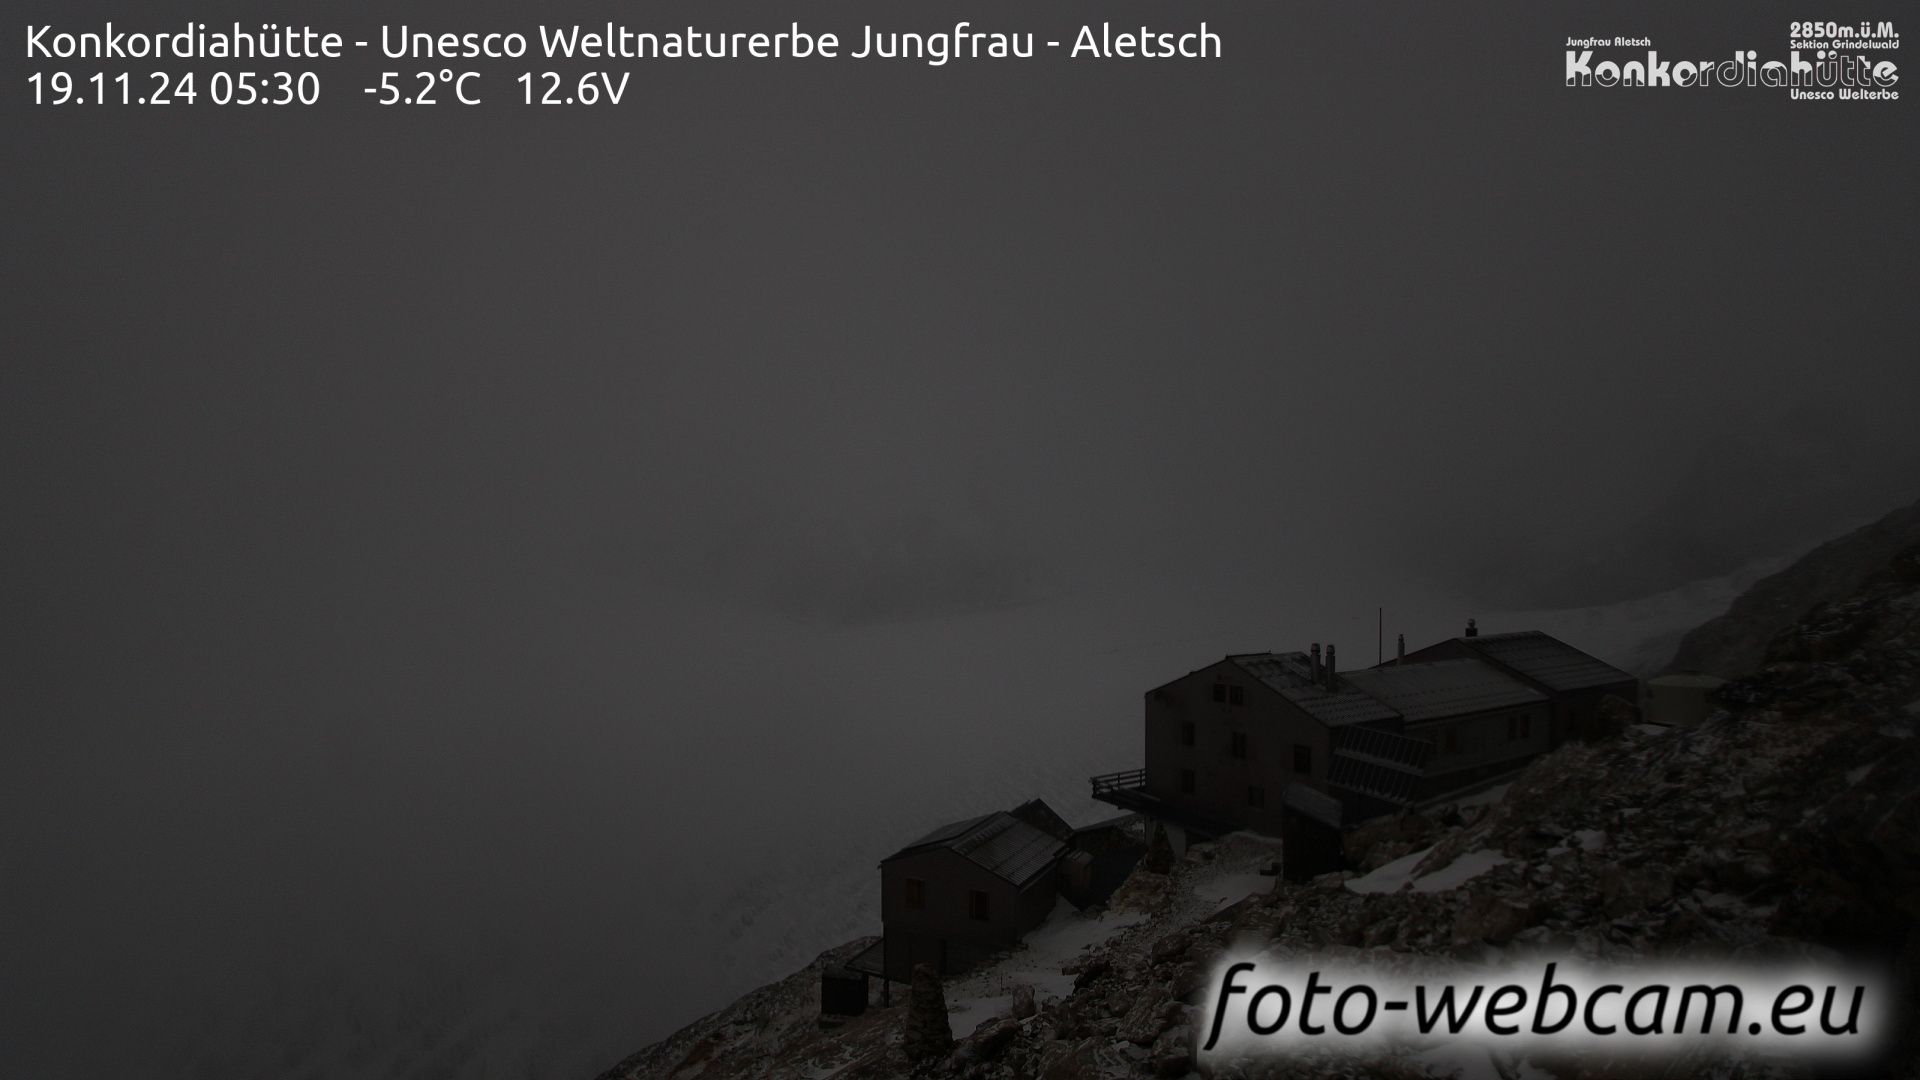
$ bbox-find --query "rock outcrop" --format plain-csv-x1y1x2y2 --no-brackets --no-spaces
1665,496,1920,677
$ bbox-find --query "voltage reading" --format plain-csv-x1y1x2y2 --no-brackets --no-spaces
517,71,630,104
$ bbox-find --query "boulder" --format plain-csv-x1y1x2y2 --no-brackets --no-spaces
1118,993,1174,1045
1602,865,1674,918
968,1016,1021,1059
1148,930,1192,965
1149,1024,1193,1077
1451,892,1533,947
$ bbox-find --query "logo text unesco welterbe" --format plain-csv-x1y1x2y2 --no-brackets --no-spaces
1565,49,1898,89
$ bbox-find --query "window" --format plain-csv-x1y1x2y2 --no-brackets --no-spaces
968,890,990,921
1247,785,1265,807
1229,685,1245,706
1444,728,1460,753
904,877,925,910
1180,721,1195,747
1292,744,1312,774
1212,684,1227,703
1179,768,1196,794
1230,731,1248,759
1517,713,1532,739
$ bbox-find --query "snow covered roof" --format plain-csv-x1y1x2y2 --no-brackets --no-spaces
1229,652,1401,727
895,811,998,852
1341,658,1547,723
883,803,1071,888
1456,631,1636,693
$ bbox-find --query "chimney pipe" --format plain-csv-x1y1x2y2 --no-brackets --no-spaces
1325,644,1338,689
1309,643,1321,683
1465,618,1479,639
1396,633,1405,662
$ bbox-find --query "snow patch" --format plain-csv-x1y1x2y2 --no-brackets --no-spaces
1191,873,1276,915
1345,846,1433,894
1411,849,1512,893
941,899,1145,1036
1456,782,1511,809
1346,846,1510,895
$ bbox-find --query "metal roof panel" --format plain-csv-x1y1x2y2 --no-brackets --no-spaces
1230,653,1402,727
1342,658,1547,722
1464,632,1636,692
884,805,1070,888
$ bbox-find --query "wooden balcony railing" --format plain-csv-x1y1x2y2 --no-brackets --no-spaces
1088,767,1147,798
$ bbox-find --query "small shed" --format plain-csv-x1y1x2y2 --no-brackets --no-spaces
819,965,869,1017
877,799,1073,982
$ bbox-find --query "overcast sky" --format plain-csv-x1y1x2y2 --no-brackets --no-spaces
4,0,1917,1075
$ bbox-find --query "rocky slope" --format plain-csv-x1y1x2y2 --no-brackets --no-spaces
596,543,1920,1080
1664,497,1920,677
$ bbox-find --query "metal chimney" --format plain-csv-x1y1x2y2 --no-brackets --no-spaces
1309,643,1322,683
1465,618,1479,638
1325,644,1337,689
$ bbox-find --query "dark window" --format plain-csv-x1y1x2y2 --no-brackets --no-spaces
1247,785,1265,807
1180,721,1195,747
968,890,990,921
1519,714,1531,738
1229,685,1245,706
1230,731,1248,759
1444,728,1460,753
904,878,925,910
1179,768,1196,794
1292,744,1312,774
1212,684,1227,703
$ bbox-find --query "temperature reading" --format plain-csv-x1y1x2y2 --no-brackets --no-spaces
369,70,480,105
